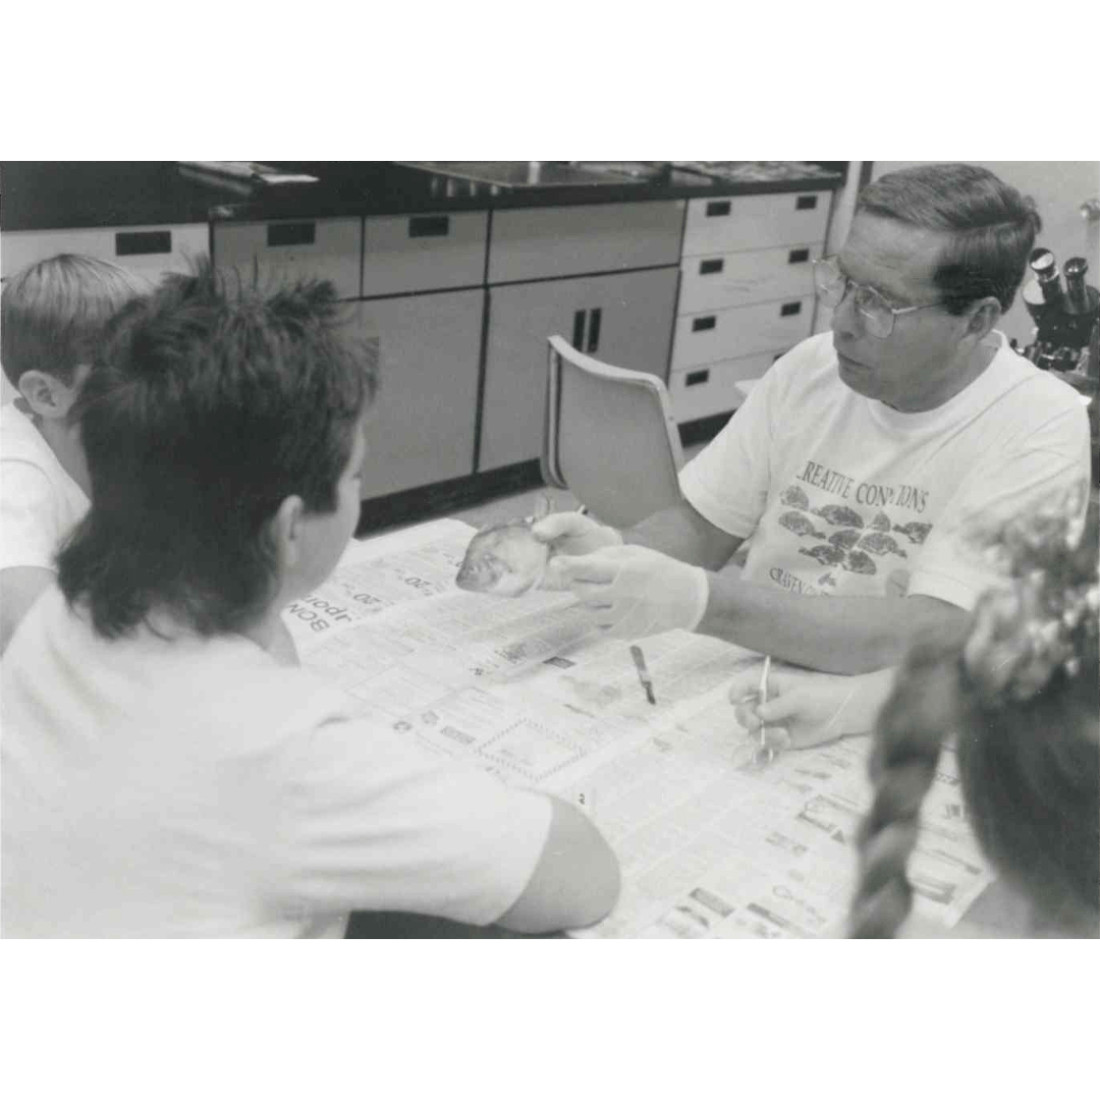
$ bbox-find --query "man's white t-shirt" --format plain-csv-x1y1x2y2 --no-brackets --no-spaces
680,331,1091,610
1,588,552,938
0,402,89,571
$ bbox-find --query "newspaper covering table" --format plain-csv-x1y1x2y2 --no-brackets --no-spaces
283,518,996,939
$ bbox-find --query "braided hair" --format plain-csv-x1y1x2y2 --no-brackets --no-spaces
850,486,1099,937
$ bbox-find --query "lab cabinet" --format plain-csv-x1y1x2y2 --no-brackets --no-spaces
362,212,488,297
669,190,833,424
211,217,362,299
352,289,484,498
0,223,209,282
478,266,679,471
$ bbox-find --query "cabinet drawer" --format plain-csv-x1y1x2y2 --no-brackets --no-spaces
678,242,822,314
211,217,361,299
362,211,488,297
489,201,684,284
0,224,208,282
682,191,830,257
669,352,780,423
353,289,483,497
671,295,815,371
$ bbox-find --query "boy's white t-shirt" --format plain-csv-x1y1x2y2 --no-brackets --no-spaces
1,588,552,938
0,402,89,571
680,331,1091,610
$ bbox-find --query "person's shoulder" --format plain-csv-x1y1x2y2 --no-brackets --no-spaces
0,402,50,465
985,338,1084,415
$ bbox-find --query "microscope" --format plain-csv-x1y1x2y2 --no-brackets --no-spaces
1018,248,1099,376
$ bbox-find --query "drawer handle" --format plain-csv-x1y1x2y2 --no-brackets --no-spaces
699,259,724,275
780,301,803,317
586,308,602,354
409,215,450,238
267,222,316,247
705,200,731,217
115,230,171,257
692,316,717,332
796,195,818,210
686,369,710,387
787,248,810,264
572,310,586,348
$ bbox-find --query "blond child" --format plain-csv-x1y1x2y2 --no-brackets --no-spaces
1,254,148,652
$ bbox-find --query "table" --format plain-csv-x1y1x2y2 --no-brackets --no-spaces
285,519,1001,939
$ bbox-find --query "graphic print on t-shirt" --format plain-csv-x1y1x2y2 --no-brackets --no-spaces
769,461,933,594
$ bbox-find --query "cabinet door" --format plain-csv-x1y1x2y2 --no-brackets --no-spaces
352,289,484,499
479,267,679,471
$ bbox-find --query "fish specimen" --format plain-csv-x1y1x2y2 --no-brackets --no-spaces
455,498,557,597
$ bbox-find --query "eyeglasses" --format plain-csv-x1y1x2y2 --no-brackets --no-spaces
812,256,944,338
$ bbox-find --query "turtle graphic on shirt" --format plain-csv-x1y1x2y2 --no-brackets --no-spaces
780,485,811,511
812,504,864,529
869,511,893,533
842,549,877,575
827,528,861,551
892,520,932,545
799,543,845,566
779,511,826,539
857,532,909,559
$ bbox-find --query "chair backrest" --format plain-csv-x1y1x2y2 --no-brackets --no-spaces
541,334,685,528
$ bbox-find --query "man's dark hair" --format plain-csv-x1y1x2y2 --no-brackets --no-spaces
856,163,1042,315
57,265,377,639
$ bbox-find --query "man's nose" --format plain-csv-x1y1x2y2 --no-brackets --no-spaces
829,284,861,339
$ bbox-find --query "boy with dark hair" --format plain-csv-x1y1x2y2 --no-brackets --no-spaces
1,267,619,938
1,254,148,652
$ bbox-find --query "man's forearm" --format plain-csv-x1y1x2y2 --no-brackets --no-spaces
697,570,969,674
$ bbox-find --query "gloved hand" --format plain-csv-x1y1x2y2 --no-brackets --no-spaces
547,544,709,640
531,511,624,556
727,664,895,753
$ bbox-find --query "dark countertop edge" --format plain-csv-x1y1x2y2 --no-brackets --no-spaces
210,174,845,223
1,162,845,232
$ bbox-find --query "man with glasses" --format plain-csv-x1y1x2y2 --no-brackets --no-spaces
537,164,1090,738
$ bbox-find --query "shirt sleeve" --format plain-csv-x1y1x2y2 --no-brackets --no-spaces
0,461,65,571
678,360,782,538
907,398,1092,610
281,711,553,927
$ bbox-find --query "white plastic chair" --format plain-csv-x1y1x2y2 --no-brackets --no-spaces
541,334,685,528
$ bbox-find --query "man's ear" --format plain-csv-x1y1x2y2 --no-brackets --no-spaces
17,366,88,420
963,297,1001,342
270,495,307,572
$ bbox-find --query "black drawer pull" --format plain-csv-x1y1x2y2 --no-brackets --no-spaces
692,316,717,332
788,248,810,264
780,301,803,317
409,215,450,238
586,308,602,353
699,259,724,275
267,222,316,247
686,369,710,387
115,230,171,256
796,195,818,210
706,200,731,217
572,310,586,348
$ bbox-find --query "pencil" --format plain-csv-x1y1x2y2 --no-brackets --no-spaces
630,645,657,705
758,655,772,760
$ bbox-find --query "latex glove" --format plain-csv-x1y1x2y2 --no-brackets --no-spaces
547,544,709,640
531,511,624,556
727,664,895,752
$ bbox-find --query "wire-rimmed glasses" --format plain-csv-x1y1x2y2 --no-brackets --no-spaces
812,256,944,338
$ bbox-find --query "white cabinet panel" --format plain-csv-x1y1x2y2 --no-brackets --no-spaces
1,224,209,282
678,242,822,314
671,295,815,371
682,191,830,256
211,217,361,299
669,352,780,423
479,267,679,470
362,211,487,297
352,289,483,498
489,201,684,283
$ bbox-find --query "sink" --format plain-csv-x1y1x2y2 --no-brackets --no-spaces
397,161,647,190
